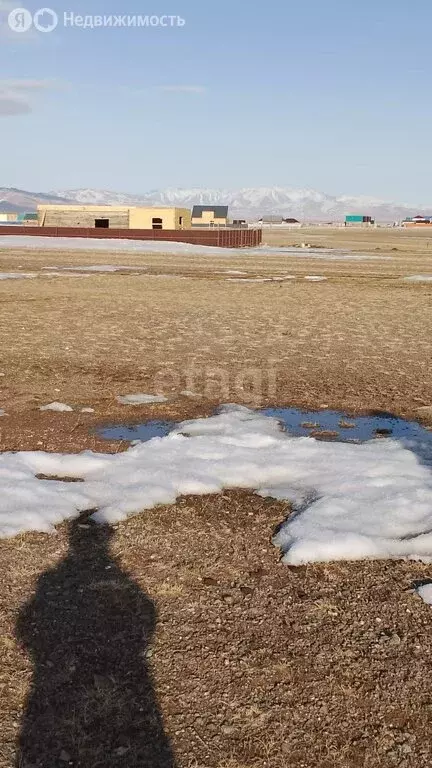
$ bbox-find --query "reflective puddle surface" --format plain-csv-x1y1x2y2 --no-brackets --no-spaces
263,408,432,466
99,420,173,442
97,407,432,465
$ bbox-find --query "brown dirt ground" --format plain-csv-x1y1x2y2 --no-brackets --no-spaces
1,230,432,767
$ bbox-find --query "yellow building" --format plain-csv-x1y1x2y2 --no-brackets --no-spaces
191,205,229,227
37,205,191,230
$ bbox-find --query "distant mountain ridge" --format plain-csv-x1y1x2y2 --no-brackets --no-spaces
0,187,72,213
1,185,431,221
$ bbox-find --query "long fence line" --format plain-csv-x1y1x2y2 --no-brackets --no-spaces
0,226,263,249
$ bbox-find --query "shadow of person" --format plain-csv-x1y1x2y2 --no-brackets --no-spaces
16,516,176,768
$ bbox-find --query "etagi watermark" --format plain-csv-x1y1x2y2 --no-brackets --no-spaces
8,8,186,33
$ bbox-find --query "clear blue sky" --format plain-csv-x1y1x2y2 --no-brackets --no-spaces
1,0,431,201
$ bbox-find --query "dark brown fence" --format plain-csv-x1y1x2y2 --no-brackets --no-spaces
0,227,262,249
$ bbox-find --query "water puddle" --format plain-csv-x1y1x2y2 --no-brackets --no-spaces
99,420,173,442
263,407,432,466
97,407,432,465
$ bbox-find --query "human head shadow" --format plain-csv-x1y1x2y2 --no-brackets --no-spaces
15,515,176,768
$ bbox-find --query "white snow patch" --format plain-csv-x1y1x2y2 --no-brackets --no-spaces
304,275,327,282
0,236,380,260
415,583,432,605
0,272,37,280
117,394,168,405
0,237,239,256
40,402,74,413
46,264,148,273
81,407,95,413
2,405,432,566
0,409,7,417
403,275,432,283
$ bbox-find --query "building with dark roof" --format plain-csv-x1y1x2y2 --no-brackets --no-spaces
191,205,229,227
402,214,432,227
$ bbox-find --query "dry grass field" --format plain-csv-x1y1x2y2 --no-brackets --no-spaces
1,228,432,768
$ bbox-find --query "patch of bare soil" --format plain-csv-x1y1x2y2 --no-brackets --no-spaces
1,232,432,766
1,494,432,767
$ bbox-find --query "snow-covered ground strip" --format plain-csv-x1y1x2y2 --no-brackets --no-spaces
0,236,238,256
2,405,432,566
0,236,377,260
117,394,168,405
304,275,327,282
403,275,432,282
0,271,91,281
45,264,148,273
0,272,37,280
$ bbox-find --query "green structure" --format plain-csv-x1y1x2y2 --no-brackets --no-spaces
345,214,374,226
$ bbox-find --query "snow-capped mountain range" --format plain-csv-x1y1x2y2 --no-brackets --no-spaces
1,185,431,221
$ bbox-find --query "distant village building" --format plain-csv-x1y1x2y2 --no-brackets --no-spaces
19,213,38,225
345,215,374,227
37,205,191,230
402,214,432,227
0,212,19,223
0,211,37,225
191,206,229,228
259,216,301,227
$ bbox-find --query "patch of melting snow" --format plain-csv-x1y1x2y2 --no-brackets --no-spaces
0,236,384,260
0,272,37,280
0,409,7,416
2,405,432,566
99,406,432,457
81,407,95,414
117,394,168,405
403,275,432,282
39,402,74,413
44,265,148,273
415,583,432,605
0,237,246,256
304,275,327,282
